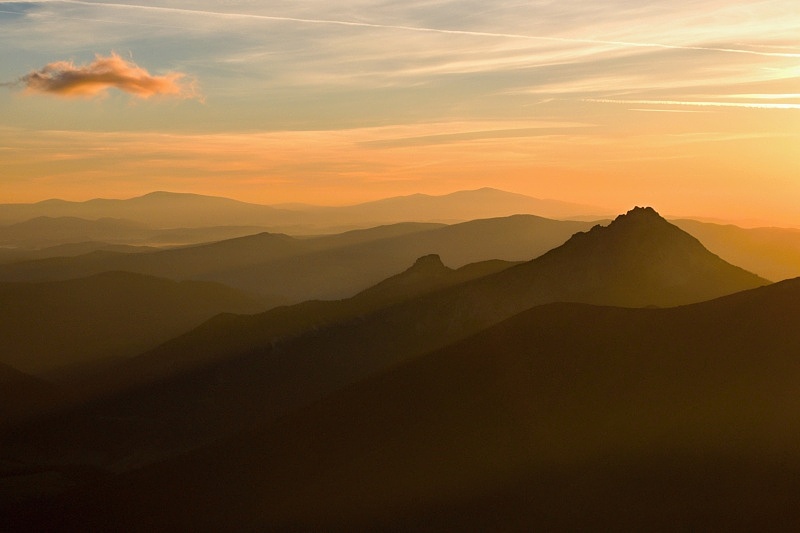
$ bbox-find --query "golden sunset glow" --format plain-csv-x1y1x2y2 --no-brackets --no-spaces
1,0,799,225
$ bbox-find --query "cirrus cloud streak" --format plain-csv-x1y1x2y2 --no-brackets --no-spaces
12,52,200,100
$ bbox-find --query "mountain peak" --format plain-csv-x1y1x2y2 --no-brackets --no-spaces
506,205,769,308
351,254,454,307
600,206,666,228
410,254,447,272
624,205,660,217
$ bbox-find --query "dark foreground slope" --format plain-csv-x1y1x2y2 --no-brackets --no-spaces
0,272,265,376
17,278,800,531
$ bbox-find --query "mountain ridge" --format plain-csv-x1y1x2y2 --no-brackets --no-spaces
12,277,800,531
0,207,768,478
0,188,610,230
0,271,267,376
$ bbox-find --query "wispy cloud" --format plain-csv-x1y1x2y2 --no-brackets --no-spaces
7,52,200,99
10,0,800,59
360,122,591,148
585,98,800,110
629,108,713,114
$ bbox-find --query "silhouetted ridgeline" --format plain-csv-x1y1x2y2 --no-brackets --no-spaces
0,215,594,302
0,188,607,229
9,278,800,531
1,209,766,468
1,207,794,531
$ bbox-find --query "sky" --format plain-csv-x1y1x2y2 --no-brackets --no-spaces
1,0,799,226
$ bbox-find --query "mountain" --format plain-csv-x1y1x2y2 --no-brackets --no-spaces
15,278,800,531
673,219,800,281
113,254,518,388
0,217,150,248
0,215,277,251
0,242,159,265
285,187,610,227
0,272,266,376
0,231,308,286
0,208,767,477
0,191,301,229
209,214,594,301
475,206,768,310
117,207,766,410
0,189,609,232
0,216,593,303
0,255,517,472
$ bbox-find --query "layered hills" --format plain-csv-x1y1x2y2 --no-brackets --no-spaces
0,215,593,303
0,215,270,252
0,272,265,376
0,208,768,476
0,188,607,230
3,192,799,292
14,278,800,531
2,203,791,531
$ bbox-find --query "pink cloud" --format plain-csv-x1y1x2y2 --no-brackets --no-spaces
16,53,200,100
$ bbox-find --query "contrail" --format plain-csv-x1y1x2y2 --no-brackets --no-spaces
629,108,712,113
9,0,800,59
586,99,800,110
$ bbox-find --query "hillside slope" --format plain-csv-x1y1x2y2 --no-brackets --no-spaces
0,272,265,375
0,208,767,476
17,278,800,531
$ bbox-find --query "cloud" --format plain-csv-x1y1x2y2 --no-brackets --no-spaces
585,98,800,110
11,52,200,99
11,1,800,59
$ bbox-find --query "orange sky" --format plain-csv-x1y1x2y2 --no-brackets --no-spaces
1,1,799,226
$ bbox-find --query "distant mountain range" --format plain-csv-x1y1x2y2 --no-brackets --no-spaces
0,188,609,231
672,219,800,282
2,190,799,285
0,216,596,302
0,215,268,251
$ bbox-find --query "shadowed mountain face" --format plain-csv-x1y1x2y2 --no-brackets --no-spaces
16,279,800,531
0,272,265,376
479,206,769,310
0,208,768,478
